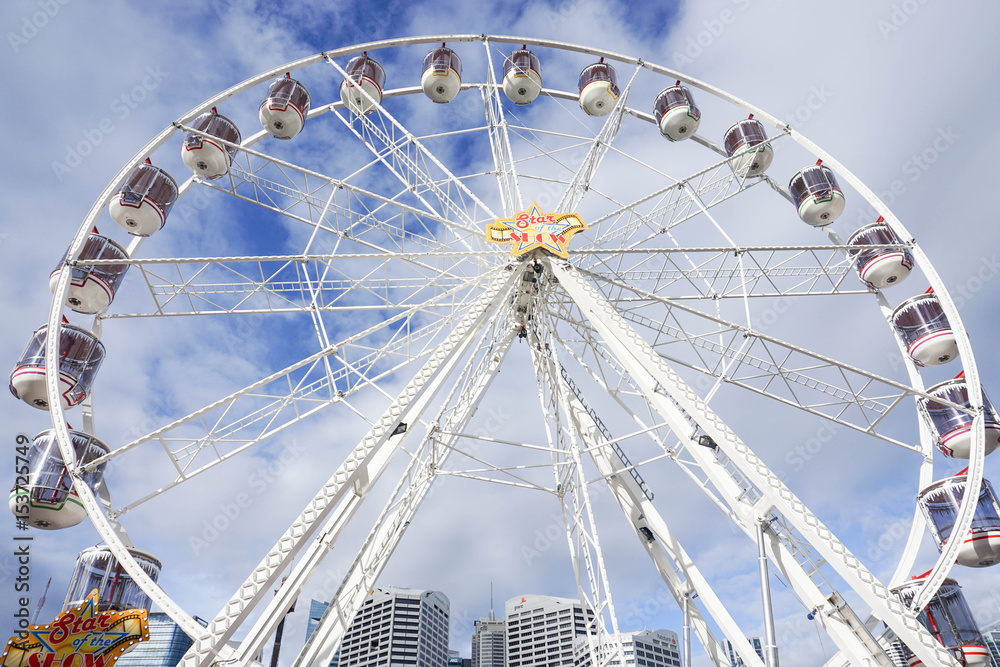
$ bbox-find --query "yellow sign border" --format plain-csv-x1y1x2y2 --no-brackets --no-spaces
486,203,588,259
2,590,149,667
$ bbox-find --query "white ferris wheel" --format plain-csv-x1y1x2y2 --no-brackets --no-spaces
13,34,1000,667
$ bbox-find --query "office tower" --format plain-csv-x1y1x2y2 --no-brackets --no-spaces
723,637,765,667
450,648,473,666
573,629,681,667
472,612,506,667
337,587,450,667
505,594,596,667
875,629,910,667
982,622,1000,667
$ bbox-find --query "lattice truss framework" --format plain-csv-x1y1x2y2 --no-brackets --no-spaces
45,35,990,667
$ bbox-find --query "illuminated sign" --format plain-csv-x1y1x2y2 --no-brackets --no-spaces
486,203,588,259
2,590,148,667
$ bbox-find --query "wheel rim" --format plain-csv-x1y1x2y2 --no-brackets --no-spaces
42,35,986,667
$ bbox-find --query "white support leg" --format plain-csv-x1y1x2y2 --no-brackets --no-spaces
296,326,518,667
179,268,520,667
557,360,747,667
540,339,626,667
546,257,958,667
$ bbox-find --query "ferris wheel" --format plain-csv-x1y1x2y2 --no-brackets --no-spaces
12,34,1000,667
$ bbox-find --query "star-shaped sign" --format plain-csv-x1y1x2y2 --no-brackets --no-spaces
486,203,588,259
3,589,149,667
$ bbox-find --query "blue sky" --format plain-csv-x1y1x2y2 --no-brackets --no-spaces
2,2,1000,666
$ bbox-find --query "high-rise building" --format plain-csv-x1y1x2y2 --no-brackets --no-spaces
450,648,473,666
874,628,909,667
305,599,339,667
505,594,596,667
723,637,765,667
982,623,1000,667
573,629,681,667
472,612,506,667
307,599,328,642
116,612,207,667
336,587,451,667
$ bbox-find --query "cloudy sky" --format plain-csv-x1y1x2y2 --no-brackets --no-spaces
2,1,1000,666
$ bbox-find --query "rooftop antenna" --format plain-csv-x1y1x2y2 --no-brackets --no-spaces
489,582,494,621
31,578,52,625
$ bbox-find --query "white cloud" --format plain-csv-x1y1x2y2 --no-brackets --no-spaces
2,2,1000,666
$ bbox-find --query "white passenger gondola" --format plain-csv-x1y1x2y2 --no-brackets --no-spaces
340,53,386,115
918,471,1000,568
890,576,991,667
108,159,179,236
421,44,461,103
9,323,105,411
259,73,311,139
788,160,845,226
917,375,1000,459
846,218,914,288
502,47,541,105
653,82,701,141
49,230,129,314
8,429,109,530
578,59,619,117
181,108,241,180
724,115,773,177
63,546,161,612
890,290,959,366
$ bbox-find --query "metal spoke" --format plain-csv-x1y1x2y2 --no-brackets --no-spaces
482,39,524,216
45,34,990,667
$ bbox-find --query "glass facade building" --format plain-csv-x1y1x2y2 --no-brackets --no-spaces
305,599,339,667
116,612,206,667
983,625,1000,667
723,637,765,667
